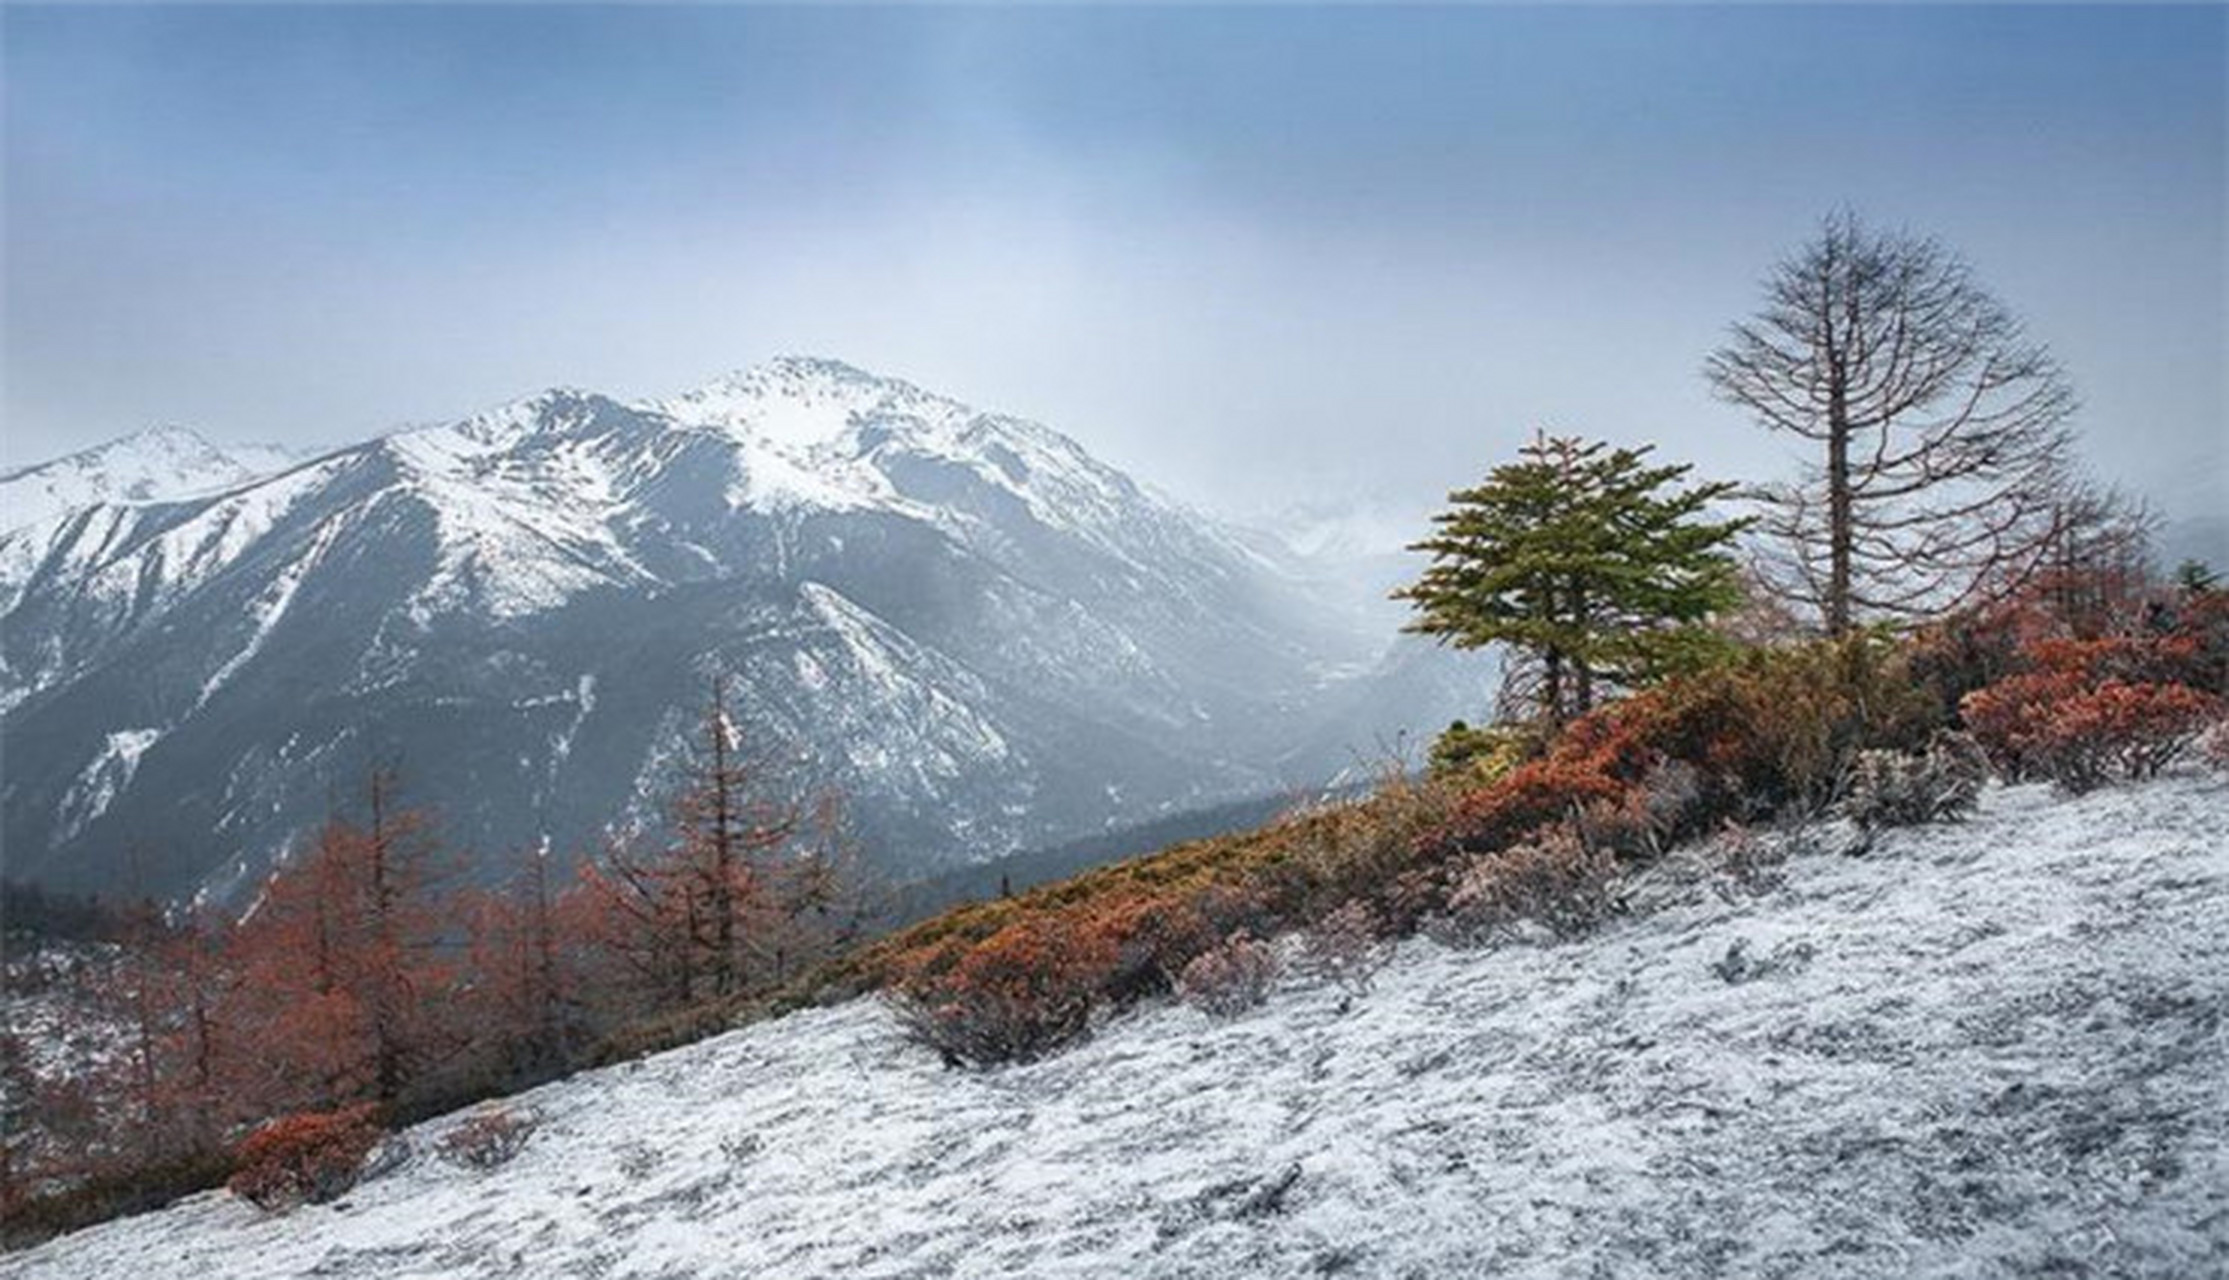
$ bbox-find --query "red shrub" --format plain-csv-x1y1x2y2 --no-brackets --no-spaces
891,918,1118,1068
1067,892,1212,1008
1964,675,2219,793
226,1104,384,1210
2022,634,2204,686
1959,668,2089,781
2040,681,2219,791
1441,756,1624,855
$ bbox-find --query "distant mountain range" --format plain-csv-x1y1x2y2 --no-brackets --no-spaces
1,358,1475,905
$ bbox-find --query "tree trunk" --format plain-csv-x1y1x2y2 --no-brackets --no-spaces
1826,379,1854,637
1542,648,1566,727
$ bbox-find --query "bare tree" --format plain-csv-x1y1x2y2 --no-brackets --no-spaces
577,675,864,1010
2034,480,2159,636
1705,210,2078,634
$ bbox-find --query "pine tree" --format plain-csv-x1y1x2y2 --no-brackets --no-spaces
676,675,797,999
461,849,590,1082
579,676,833,1009
1396,432,1749,726
228,770,452,1112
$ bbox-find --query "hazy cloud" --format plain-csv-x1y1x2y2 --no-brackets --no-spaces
5,5,2221,531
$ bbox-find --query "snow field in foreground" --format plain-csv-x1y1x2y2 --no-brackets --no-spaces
10,773,2226,1279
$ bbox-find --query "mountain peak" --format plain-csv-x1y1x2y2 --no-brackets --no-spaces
656,356,953,453
758,353,887,386
437,387,637,449
3,422,216,477
0,423,271,532
126,421,219,449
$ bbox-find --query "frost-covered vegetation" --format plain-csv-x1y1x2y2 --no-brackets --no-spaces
864,576,2227,1074
5,770,2223,1278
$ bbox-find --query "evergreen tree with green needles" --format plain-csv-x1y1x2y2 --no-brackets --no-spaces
1396,432,1750,727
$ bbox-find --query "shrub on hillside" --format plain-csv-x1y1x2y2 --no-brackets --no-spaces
1282,771,1459,928
1441,756,1626,856
1297,900,1390,998
436,1106,538,1171
2037,682,2219,791
1904,611,2032,725
2202,719,2229,774
890,919,1116,1068
226,1104,384,1211
1963,676,2219,794
1434,824,1620,945
1842,732,1989,831
1430,636,1941,864
1070,892,1212,1008
1190,880,1281,943
1426,720,1538,784
1635,637,1941,821
1572,760,1706,860
2023,634,2208,688
1175,933,1278,1018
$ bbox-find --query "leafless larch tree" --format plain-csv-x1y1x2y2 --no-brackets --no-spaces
1706,210,2080,635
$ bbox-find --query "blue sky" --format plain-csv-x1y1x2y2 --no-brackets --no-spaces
5,4,2222,526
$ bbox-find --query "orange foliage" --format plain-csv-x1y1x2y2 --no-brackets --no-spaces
1440,756,1626,856
1061,891,1212,1007
1958,600,2225,793
1964,676,2219,793
225,801,454,1114
225,1104,384,1210
892,917,1119,1067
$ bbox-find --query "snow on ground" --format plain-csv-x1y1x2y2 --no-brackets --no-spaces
11,773,2227,1278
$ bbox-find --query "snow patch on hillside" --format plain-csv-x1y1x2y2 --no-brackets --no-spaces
12,773,2225,1279
197,518,347,708
381,428,654,621
56,728,163,840
800,581,1014,774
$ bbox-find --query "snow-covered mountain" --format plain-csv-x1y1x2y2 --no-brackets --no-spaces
8,773,2220,1278
1,358,1471,904
0,425,298,536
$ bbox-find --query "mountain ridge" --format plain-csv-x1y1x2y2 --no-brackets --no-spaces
1,358,1472,906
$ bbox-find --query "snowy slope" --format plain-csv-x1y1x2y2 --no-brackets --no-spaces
12,773,2223,1279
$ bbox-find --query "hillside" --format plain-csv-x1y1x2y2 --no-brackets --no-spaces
10,771,2222,1279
